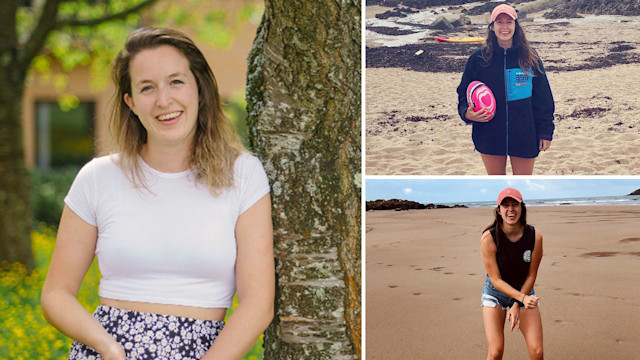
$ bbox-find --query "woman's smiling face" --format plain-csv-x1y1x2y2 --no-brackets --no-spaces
499,197,521,225
124,45,199,150
492,13,516,47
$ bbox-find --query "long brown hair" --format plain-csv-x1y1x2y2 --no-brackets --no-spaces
481,20,542,76
483,202,528,248
110,27,244,194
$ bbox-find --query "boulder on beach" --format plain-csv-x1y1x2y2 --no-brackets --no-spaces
376,9,408,19
544,8,583,19
458,15,471,25
430,16,454,30
628,189,640,196
548,0,640,17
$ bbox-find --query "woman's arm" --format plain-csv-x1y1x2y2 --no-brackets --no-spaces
519,229,544,297
203,194,275,360
41,205,125,360
457,51,480,124
481,230,529,303
532,57,555,142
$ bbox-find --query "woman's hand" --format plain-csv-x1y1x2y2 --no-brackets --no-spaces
507,304,520,332
99,340,126,360
523,294,540,309
539,139,551,151
465,105,492,122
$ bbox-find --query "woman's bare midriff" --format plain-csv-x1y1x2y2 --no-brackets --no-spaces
100,298,227,321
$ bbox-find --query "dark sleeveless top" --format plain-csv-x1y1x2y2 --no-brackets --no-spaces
489,224,536,291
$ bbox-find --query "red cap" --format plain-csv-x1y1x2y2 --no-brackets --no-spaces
491,4,518,22
497,187,523,205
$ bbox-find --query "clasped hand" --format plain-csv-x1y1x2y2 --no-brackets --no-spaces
507,295,540,332
465,105,492,122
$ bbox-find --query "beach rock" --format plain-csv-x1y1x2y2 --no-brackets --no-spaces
547,0,640,17
367,0,401,7
544,8,583,19
366,199,428,211
366,199,468,211
376,9,408,19
463,1,508,16
430,16,454,30
458,15,471,26
629,189,640,196
516,0,564,16
375,6,419,19
388,0,474,9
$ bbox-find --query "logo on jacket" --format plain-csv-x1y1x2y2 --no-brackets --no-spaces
515,72,530,85
523,250,532,263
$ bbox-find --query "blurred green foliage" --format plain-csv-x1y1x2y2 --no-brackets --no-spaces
19,0,264,103
30,166,79,228
224,92,251,150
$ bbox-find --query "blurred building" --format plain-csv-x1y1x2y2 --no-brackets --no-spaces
21,1,261,170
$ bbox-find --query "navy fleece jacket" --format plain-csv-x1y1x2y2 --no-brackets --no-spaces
457,42,555,158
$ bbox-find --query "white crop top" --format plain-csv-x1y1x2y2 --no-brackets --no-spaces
64,152,270,308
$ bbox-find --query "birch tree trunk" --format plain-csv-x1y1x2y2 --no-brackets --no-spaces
246,1,361,358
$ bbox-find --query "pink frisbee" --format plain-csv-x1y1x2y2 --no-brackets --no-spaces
467,81,496,121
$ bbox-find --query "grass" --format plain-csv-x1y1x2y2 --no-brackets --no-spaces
0,225,263,359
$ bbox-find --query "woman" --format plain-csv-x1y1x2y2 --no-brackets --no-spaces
457,4,555,175
481,187,543,359
41,28,274,360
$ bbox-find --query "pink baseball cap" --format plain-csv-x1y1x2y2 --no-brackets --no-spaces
491,4,518,22
497,187,523,205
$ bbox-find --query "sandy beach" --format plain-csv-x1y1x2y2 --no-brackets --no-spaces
365,205,640,359
366,7,640,175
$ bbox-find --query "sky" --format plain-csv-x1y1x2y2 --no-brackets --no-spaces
365,178,640,204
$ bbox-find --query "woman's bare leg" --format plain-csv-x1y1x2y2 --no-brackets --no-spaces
481,154,507,175
483,306,506,360
519,307,544,360
510,156,536,175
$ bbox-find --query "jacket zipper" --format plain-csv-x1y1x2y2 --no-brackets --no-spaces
504,48,509,156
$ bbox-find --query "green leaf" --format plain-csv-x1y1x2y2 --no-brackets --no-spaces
57,93,80,112
31,56,50,73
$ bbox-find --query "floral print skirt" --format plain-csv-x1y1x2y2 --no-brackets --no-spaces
68,305,225,360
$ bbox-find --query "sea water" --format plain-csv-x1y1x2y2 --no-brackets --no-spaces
455,195,640,208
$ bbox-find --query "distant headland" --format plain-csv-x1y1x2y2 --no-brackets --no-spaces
366,199,468,211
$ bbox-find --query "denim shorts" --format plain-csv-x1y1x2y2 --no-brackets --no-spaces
68,305,225,360
481,275,535,310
